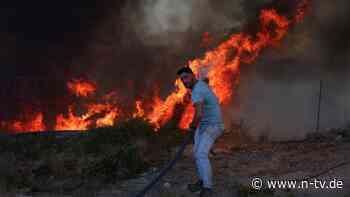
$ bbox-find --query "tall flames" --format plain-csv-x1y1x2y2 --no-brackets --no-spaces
1,0,311,133
148,0,311,129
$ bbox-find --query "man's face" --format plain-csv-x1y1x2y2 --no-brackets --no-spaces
179,72,196,89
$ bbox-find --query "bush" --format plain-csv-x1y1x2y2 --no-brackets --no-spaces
0,118,186,191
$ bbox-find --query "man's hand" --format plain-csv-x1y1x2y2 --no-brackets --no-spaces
188,126,196,142
190,102,202,131
189,122,197,131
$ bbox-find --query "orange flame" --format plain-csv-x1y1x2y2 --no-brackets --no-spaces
67,78,97,97
55,107,90,131
96,110,119,127
178,104,195,129
7,112,46,132
85,103,120,127
188,9,290,105
146,79,188,129
55,81,121,130
1,1,311,133
148,1,311,129
54,103,120,131
133,100,145,118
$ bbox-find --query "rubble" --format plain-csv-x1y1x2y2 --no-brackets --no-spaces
305,127,350,142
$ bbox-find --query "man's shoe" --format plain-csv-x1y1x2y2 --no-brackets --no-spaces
187,180,203,192
199,188,213,197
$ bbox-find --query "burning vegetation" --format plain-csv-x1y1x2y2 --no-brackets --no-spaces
66,78,97,98
0,0,311,133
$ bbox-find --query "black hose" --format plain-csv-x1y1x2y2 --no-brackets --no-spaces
134,130,193,197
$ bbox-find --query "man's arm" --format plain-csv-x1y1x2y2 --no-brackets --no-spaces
190,102,203,130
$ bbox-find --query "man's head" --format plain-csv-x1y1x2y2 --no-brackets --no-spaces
177,67,197,89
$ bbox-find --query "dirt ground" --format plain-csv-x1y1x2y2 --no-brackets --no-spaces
99,135,350,197
4,130,350,197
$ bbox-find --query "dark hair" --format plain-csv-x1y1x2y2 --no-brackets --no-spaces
176,66,194,75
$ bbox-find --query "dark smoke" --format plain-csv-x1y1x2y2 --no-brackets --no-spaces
234,0,350,140
250,0,350,80
0,0,125,123
75,0,271,100
314,0,350,69
3,0,350,138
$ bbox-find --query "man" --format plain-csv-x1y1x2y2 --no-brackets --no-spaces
177,66,224,197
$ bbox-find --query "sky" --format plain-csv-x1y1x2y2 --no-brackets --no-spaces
0,0,123,76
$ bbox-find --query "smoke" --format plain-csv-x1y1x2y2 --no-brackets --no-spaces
313,0,350,61
232,0,350,140
235,69,350,141
73,0,350,140
77,0,249,104
121,0,245,49
257,0,350,77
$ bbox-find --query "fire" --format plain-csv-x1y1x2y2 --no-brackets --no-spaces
84,103,120,128
7,112,46,133
146,79,188,129
1,0,311,133
187,9,290,105
55,79,122,130
55,106,90,131
55,100,120,131
178,104,195,129
133,100,145,118
67,78,97,97
147,0,311,129
55,116,85,131
1,79,122,132
96,110,118,127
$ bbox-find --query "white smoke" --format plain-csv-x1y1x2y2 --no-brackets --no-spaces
122,0,244,48
143,0,192,34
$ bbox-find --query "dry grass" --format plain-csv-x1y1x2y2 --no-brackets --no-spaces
0,118,189,196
